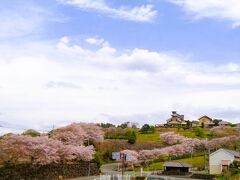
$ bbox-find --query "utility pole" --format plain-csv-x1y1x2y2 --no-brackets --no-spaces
204,148,206,170
191,146,193,165
208,149,210,174
121,153,126,180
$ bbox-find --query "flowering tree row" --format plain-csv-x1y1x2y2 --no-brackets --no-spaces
122,132,240,162
160,131,240,150
0,123,104,166
210,126,240,137
160,132,186,145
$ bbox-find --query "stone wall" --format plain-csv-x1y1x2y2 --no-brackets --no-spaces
0,162,99,180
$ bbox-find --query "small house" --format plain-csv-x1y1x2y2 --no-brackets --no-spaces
198,116,214,128
163,162,192,174
209,148,240,174
191,120,200,127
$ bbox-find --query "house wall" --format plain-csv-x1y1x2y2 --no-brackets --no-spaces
209,165,221,174
209,149,235,174
199,117,212,125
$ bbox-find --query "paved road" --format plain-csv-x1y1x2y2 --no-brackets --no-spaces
68,163,202,180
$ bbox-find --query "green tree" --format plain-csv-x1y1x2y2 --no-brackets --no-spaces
92,152,102,168
127,131,136,144
186,120,192,129
140,124,150,134
118,122,129,129
213,119,222,126
140,124,155,134
98,123,115,128
194,127,204,137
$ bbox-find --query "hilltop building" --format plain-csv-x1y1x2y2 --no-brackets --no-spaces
165,111,187,127
198,115,214,128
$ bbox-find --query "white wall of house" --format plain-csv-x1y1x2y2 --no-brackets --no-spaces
209,149,235,174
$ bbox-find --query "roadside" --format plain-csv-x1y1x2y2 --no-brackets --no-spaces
68,163,202,180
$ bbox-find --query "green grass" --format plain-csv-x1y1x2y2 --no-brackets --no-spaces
136,131,162,143
177,130,199,138
136,128,211,143
143,156,205,171
217,173,240,180
176,129,211,139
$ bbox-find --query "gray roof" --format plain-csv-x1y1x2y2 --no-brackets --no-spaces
163,162,192,168
219,121,230,125
224,149,240,158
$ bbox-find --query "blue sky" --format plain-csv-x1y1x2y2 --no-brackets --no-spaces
1,0,240,134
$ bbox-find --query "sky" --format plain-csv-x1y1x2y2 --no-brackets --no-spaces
1,0,240,134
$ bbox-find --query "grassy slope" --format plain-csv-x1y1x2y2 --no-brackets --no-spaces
136,131,162,143
137,128,211,142
177,128,211,139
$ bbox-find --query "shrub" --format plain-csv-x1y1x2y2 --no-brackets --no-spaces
191,173,216,180
92,152,102,169
105,128,136,144
194,127,204,137
22,129,40,137
232,160,240,168
229,167,240,175
127,131,136,144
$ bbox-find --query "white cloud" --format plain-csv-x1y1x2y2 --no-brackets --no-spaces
85,37,105,45
60,0,157,22
1,36,240,134
45,81,81,89
167,0,240,27
0,5,50,39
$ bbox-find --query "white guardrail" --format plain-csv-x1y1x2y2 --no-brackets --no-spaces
94,174,135,180
94,174,152,180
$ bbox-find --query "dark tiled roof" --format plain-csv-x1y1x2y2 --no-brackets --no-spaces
163,162,192,168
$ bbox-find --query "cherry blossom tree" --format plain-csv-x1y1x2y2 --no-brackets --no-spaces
51,123,87,146
0,134,95,165
205,135,240,150
138,133,240,161
51,123,104,146
78,123,104,144
0,134,31,165
210,126,240,137
121,149,139,162
160,132,186,145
